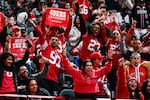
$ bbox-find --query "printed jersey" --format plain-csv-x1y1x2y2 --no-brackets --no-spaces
0,71,15,93
42,45,64,83
93,67,108,96
104,13,120,31
106,39,122,68
79,34,101,60
72,0,90,21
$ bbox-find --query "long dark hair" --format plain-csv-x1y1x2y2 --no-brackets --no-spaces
0,52,15,67
81,59,92,73
25,78,40,95
127,81,141,99
74,14,87,35
141,79,150,99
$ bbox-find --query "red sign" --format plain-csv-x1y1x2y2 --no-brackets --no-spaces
45,8,70,28
0,12,5,32
9,38,36,59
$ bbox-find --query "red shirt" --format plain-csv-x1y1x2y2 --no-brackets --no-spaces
0,71,15,93
42,45,64,83
79,34,102,60
93,67,108,96
106,39,122,68
72,0,90,21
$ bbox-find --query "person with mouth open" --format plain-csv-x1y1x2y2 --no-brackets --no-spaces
116,57,144,100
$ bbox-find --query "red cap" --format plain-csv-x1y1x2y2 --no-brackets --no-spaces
11,25,20,32
128,77,137,82
90,52,104,60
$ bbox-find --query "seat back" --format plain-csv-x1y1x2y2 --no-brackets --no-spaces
59,89,75,98
39,87,50,96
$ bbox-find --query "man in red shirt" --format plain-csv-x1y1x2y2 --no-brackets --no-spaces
39,36,65,96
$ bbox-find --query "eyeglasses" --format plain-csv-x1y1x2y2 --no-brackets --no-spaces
93,27,100,30
98,1,105,4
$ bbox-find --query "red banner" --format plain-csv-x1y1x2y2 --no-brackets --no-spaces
45,8,70,28
0,12,5,32
9,38,36,59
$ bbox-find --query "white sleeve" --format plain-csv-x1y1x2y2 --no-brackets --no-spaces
126,0,134,10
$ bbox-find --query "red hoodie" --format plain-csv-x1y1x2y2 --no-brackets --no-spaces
62,55,112,94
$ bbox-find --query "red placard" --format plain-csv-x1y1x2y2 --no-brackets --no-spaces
45,8,70,28
9,38,36,59
0,12,5,32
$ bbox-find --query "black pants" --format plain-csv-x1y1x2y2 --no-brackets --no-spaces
107,68,117,98
75,92,97,100
39,78,62,96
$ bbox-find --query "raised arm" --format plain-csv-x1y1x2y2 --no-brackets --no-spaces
28,18,45,44
125,19,137,46
62,55,78,77
63,12,73,39
116,58,129,98
15,50,30,69
96,49,112,77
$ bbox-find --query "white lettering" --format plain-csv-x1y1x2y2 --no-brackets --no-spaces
49,10,66,21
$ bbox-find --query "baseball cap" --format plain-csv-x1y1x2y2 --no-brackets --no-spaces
138,0,145,3
20,26,27,33
112,29,121,34
128,77,137,83
90,52,104,60
40,0,45,3
11,25,20,32
39,0,46,5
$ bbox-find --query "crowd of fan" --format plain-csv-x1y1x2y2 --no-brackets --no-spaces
0,0,150,100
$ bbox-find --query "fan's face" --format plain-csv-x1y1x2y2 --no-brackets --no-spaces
128,79,137,91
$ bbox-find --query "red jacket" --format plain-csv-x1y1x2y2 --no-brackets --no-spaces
128,64,147,87
125,28,134,46
62,55,112,94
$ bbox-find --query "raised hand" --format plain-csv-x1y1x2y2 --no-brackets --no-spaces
107,49,113,60
118,57,124,67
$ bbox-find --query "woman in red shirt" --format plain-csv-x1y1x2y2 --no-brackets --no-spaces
61,54,112,99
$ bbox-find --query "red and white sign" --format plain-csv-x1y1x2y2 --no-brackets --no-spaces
104,13,120,31
45,8,70,28
9,38,36,59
